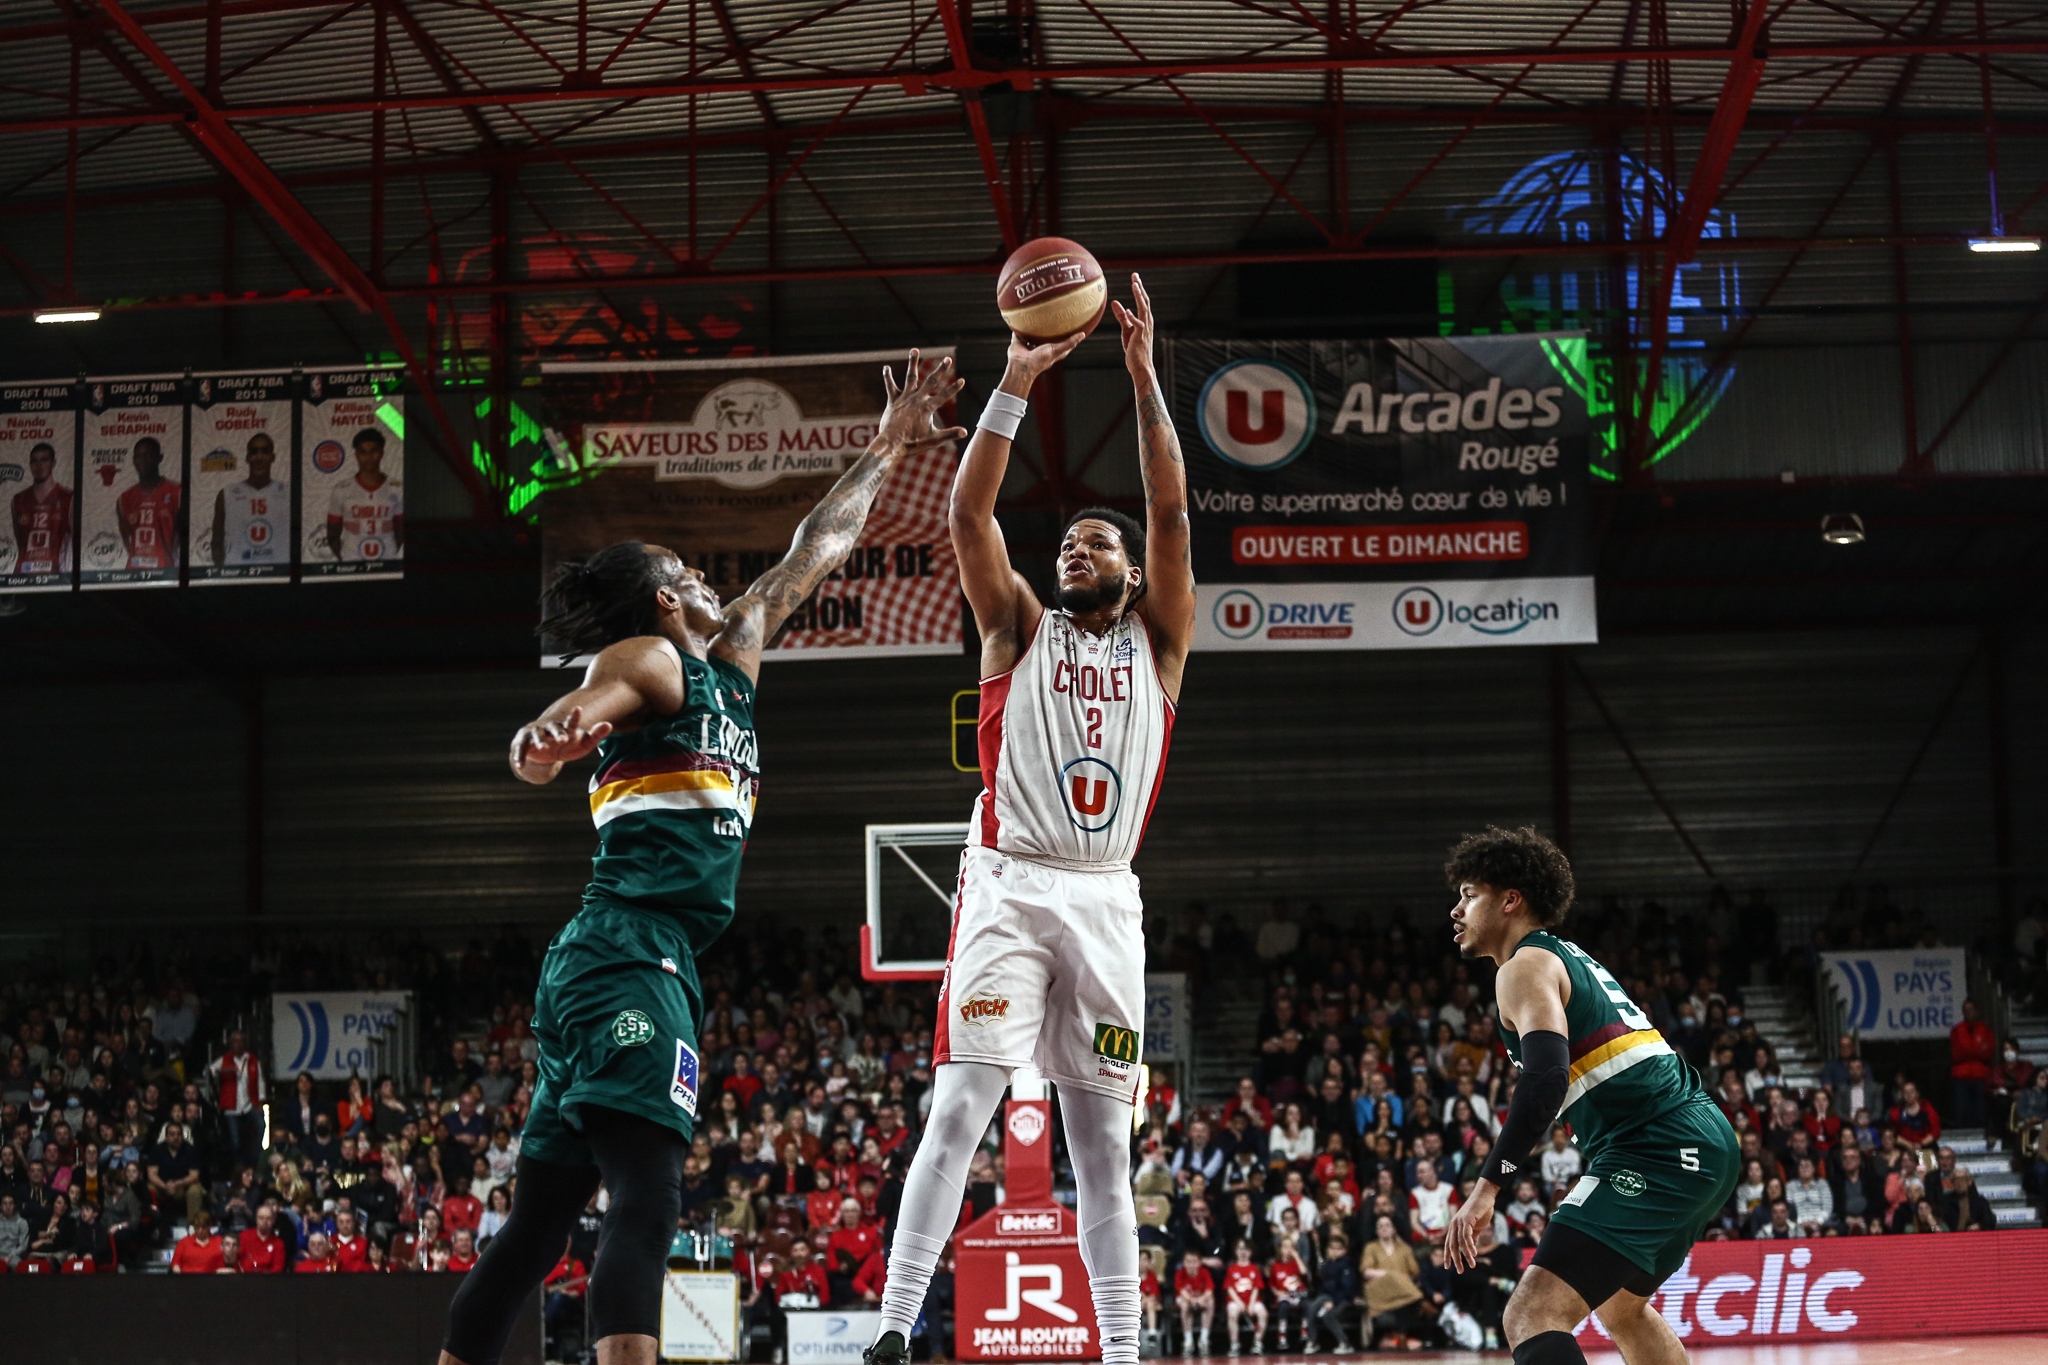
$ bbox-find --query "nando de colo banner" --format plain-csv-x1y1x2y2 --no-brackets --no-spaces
535,350,961,665
1167,334,1596,651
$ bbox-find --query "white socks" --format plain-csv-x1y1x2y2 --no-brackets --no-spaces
1061,1086,1142,1365
875,1062,1012,1343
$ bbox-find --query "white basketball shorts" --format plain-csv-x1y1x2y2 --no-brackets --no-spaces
933,845,1146,1103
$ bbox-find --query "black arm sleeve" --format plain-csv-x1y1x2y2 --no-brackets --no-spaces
1479,1030,1570,1190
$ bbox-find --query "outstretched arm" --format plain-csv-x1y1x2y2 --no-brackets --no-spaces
507,637,682,785
711,352,965,682
952,331,1085,677
1113,274,1194,700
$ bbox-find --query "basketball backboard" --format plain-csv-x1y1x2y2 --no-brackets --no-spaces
861,822,965,982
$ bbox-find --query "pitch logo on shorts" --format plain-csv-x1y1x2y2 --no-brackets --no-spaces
611,1009,655,1047
959,993,1010,1025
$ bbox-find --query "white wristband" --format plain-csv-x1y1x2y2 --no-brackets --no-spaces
977,389,1028,440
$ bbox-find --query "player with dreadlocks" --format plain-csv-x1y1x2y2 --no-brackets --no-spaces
439,353,963,1365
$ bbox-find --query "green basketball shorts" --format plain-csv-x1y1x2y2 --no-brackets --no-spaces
1547,1098,1741,1284
521,901,702,1167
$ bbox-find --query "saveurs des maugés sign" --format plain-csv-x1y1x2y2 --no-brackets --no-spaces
1169,333,1596,652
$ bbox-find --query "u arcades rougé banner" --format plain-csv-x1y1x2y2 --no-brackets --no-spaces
1169,334,1596,651
535,350,960,665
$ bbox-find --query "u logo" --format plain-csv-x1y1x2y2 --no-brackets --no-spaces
1225,388,1285,444
1059,757,1122,833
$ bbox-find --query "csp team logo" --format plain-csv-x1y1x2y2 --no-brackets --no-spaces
1197,359,1315,471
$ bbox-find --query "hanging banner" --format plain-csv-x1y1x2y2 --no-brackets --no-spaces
535,350,960,664
0,380,80,593
189,371,294,585
1170,334,1596,650
301,367,405,580
1824,948,1965,1039
270,991,412,1079
80,376,185,589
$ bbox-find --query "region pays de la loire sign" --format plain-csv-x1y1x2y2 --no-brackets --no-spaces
1170,335,1596,651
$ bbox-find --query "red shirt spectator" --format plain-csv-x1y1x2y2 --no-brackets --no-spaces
872,1113,908,1158
1221,1081,1273,1132
776,1256,831,1304
1222,1261,1264,1306
826,1219,881,1275
449,1230,480,1272
1267,1257,1305,1299
333,1214,371,1273
239,1219,289,1274
725,1057,764,1111
170,1225,226,1275
1951,1012,1996,1083
1173,1262,1215,1300
852,1251,887,1304
295,1235,339,1273
806,1185,842,1234
442,1188,483,1234
545,1251,588,1298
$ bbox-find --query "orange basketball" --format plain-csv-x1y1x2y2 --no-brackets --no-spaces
996,237,1108,343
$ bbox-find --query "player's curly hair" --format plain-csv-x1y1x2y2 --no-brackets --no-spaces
1063,506,1148,608
536,541,683,653
1443,825,1576,928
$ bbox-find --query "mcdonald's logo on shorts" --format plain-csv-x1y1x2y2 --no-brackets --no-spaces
1092,1023,1140,1065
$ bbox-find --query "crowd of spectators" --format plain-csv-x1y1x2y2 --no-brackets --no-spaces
2,891,2044,1362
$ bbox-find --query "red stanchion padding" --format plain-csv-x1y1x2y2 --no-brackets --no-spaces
953,1099,1100,1361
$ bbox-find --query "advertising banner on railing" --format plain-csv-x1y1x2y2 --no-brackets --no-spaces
1167,334,1595,651
270,991,410,1079
1576,1230,2048,1347
1824,947,1966,1039
536,350,961,665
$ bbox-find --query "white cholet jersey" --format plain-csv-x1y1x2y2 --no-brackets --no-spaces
970,608,1175,870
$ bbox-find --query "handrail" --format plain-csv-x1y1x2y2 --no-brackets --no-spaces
1967,954,2014,1052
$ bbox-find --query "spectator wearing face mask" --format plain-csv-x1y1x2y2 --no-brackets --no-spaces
1989,1037,2038,1141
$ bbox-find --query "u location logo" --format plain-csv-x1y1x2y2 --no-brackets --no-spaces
1392,586,1443,635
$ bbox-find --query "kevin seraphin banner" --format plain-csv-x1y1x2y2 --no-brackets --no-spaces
1169,333,1596,651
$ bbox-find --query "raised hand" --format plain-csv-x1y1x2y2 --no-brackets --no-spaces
1004,329,1087,389
509,705,613,782
877,350,969,455
1110,272,1157,377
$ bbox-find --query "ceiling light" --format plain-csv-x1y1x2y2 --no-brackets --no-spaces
1821,513,1866,546
33,307,101,323
1968,237,2042,254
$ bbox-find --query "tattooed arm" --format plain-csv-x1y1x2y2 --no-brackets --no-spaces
1112,273,1195,700
710,351,965,683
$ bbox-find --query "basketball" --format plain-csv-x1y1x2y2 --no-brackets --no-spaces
996,236,1108,342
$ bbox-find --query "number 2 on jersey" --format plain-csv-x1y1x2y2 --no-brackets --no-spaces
1086,707,1102,748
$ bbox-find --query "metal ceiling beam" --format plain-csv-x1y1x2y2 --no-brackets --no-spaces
93,0,495,518
1667,0,1772,268
935,0,1018,253
13,35,2048,127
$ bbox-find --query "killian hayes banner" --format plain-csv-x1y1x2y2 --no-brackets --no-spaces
1169,334,1596,652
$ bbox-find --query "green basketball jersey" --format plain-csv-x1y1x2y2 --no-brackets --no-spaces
582,647,759,954
1498,931,1706,1156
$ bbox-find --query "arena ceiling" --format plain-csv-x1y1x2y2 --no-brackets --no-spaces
3,1,2048,679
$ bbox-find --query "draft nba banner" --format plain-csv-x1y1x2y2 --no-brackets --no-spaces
1168,334,1596,651
0,380,78,592
189,371,293,584
300,367,405,581
81,376,184,589
535,350,961,664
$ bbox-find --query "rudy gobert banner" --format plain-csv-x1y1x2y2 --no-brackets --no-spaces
1169,334,1596,651
536,350,960,664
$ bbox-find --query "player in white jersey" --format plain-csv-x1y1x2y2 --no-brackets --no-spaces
868,275,1194,1365
324,427,403,563
211,431,286,565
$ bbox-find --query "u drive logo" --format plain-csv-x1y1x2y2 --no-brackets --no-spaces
986,1253,1079,1323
